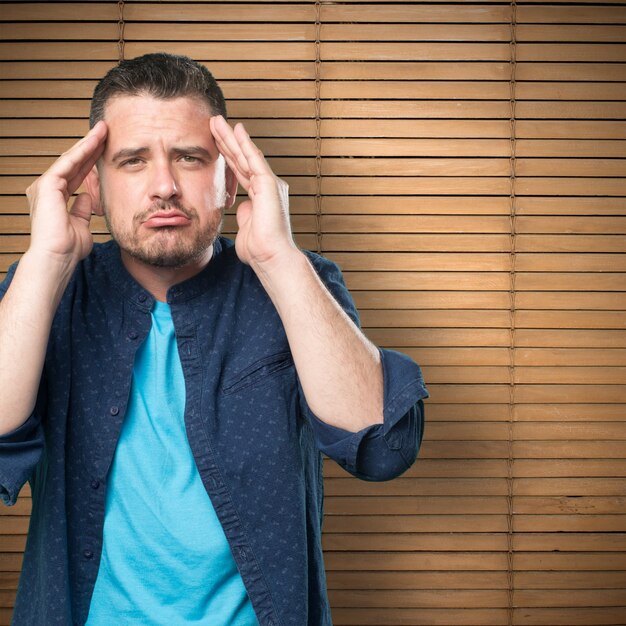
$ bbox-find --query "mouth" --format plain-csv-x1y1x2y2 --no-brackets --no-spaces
142,210,192,229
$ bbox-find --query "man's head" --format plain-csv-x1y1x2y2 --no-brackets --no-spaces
85,54,237,273
89,52,227,128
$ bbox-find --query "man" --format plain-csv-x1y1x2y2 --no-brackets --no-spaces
0,54,427,625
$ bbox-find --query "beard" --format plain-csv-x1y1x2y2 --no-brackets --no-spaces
103,197,224,269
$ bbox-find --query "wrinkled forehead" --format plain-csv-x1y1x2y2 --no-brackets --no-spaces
102,94,216,154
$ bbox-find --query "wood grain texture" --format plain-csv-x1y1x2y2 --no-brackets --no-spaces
0,1,625,624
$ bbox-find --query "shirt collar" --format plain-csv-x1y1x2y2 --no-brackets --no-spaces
96,237,231,308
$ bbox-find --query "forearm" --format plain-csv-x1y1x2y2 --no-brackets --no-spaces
253,249,383,433
0,251,74,435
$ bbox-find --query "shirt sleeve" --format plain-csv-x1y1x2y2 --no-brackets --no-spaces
298,252,428,482
0,262,46,506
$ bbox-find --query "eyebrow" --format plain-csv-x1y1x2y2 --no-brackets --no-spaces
111,147,149,163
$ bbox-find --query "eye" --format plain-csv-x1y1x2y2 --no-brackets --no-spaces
180,155,200,163
121,157,143,167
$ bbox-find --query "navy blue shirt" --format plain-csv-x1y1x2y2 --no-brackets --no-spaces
0,238,428,626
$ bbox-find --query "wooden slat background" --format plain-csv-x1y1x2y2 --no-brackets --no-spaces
1,1,625,624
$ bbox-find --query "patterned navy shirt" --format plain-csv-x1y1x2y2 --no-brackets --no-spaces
0,238,428,626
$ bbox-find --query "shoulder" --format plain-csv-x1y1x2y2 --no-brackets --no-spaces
0,241,117,300
301,249,359,325
301,249,343,278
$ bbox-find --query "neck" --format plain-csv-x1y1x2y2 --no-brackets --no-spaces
120,245,213,302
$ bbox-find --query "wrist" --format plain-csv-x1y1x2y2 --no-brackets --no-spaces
250,246,306,283
19,248,77,300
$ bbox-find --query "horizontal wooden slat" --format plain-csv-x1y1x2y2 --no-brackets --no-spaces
513,459,626,477
329,253,626,273
1,39,312,61
324,515,509,534
326,570,508,590
518,6,626,24
327,588,509,607
321,42,511,61
321,5,512,23
4,3,313,22
322,61,510,80
517,24,626,42
322,81,626,101
2,3,117,20
516,63,626,81
322,23,509,41
327,570,626,591
0,81,311,102
515,588,626,608
359,310,626,330
0,61,315,81
324,533,511,552
516,571,626,590
1,22,314,42
517,43,626,62
323,551,510,570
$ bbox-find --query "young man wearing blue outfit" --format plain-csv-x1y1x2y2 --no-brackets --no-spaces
0,54,428,625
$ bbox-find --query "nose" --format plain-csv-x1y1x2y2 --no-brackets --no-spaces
149,160,180,200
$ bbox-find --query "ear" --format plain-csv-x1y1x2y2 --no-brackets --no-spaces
84,165,103,216
225,165,238,209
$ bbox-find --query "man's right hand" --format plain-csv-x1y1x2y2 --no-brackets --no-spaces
26,120,108,267
0,121,108,436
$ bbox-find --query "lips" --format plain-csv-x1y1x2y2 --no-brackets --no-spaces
142,210,192,228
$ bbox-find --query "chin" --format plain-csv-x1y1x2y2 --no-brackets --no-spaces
126,234,217,269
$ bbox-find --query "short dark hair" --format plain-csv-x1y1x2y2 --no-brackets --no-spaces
89,52,227,127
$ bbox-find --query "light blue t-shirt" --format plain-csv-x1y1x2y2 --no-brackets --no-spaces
86,301,258,625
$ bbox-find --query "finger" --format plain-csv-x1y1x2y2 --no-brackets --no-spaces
235,200,252,231
68,192,94,224
66,138,106,196
54,122,107,176
65,122,108,194
48,122,108,196
218,149,251,192
210,116,253,181
210,121,252,191
232,123,274,178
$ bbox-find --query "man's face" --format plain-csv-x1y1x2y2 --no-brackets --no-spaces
88,94,234,268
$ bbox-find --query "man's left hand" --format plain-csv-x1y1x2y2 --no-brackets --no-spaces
210,115,298,269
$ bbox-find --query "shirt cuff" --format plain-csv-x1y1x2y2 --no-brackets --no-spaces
304,348,428,481
0,413,44,506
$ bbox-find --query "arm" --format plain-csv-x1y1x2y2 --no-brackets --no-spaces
210,116,383,433
252,249,383,432
0,122,108,436
295,255,428,481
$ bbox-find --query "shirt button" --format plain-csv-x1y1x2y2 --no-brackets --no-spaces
138,293,147,303
83,549,93,560
110,406,119,416
239,547,248,561
127,330,138,340
90,479,100,490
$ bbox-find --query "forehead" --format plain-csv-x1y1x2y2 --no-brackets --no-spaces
103,94,213,146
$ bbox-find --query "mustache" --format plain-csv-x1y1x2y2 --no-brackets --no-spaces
136,199,196,222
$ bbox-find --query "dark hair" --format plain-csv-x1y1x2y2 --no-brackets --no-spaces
89,53,227,127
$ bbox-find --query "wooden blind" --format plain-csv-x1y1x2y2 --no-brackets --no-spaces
1,1,625,624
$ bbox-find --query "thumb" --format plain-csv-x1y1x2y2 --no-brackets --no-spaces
235,200,252,230
69,193,94,224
